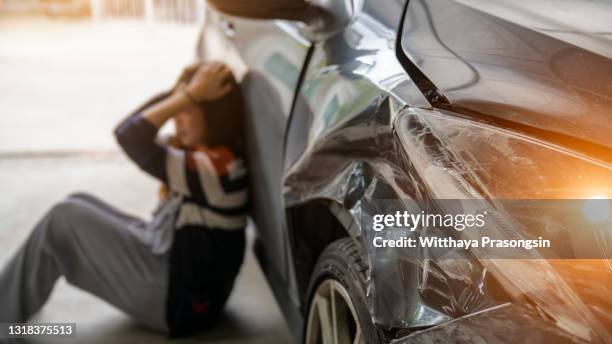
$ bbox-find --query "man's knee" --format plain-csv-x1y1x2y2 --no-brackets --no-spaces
66,192,95,203
45,197,90,243
51,197,89,219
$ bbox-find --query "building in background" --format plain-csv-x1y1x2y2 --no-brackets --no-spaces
0,0,204,24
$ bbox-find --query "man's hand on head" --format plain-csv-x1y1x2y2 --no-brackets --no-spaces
185,62,233,103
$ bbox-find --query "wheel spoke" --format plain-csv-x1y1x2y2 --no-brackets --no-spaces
315,294,334,344
353,326,363,344
307,279,365,344
332,283,352,344
330,283,338,344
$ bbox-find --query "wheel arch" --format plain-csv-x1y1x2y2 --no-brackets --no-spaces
286,198,362,310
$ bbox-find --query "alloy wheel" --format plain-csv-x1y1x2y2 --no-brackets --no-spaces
305,279,364,344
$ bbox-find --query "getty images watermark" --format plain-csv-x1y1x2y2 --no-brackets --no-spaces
361,199,611,259
371,209,551,250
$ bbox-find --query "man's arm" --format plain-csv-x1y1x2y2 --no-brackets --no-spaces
142,61,233,128
141,90,192,128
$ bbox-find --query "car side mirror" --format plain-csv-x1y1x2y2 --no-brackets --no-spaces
207,0,358,39
207,0,311,21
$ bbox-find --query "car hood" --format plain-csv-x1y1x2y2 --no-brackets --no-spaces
400,0,612,161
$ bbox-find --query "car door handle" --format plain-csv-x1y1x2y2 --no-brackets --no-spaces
219,17,236,39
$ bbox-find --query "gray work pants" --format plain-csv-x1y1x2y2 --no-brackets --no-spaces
0,193,168,333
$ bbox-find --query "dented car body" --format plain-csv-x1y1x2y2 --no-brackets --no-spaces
198,0,612,342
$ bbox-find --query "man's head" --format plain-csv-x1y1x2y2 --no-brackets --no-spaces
173,105,207,148
172,62,244,153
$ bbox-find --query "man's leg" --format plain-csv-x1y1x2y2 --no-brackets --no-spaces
0,195,168,332
0,204,62,323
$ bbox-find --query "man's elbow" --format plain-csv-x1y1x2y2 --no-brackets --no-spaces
114,124,130,148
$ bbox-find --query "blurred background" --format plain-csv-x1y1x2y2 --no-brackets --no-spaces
0,1,293,342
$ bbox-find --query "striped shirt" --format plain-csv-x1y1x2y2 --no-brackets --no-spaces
115,111,249,241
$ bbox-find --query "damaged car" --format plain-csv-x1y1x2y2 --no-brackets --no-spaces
198,0,612,343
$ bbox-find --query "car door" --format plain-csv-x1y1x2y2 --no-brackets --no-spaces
197,5,312,292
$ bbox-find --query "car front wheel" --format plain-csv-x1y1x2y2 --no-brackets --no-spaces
305,237,382,344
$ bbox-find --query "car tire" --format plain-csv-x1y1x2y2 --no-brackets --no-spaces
304,237,382,344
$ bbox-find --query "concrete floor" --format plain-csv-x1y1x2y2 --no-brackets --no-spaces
0,15,295,344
